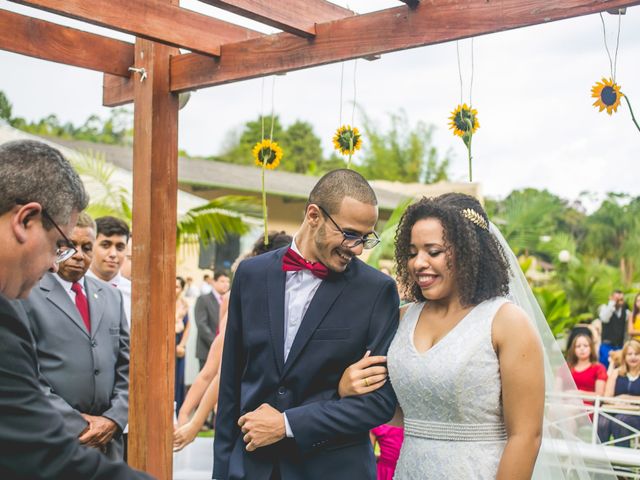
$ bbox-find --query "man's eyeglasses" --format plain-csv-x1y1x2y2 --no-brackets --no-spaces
15,199,77,263
317,205,380,249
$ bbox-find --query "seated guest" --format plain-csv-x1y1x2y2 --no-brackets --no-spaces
566,333,607,399
598,339,640,447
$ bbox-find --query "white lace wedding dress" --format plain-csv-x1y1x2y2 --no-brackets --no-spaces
388,297,509,480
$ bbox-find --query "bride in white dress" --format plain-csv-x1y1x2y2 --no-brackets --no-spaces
339,193,618,479
340,193,545,479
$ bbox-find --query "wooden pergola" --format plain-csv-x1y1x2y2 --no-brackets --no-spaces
1,1,638,477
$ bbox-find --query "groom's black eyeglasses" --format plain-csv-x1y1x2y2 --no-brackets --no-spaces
317,205,380,250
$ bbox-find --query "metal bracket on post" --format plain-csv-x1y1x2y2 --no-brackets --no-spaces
128,66,148,82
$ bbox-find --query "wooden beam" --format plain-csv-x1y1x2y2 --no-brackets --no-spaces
9,0,262,56
199,0,353,37
127,38,178,480
399,0,420,8
168,0,640,92
0,9,133,76
104,0,640,104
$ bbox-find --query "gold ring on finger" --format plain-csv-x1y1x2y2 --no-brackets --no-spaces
364,377,370,387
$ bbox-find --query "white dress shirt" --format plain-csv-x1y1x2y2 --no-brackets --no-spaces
87,269,131,327
53,274,87,303
282,237,324,437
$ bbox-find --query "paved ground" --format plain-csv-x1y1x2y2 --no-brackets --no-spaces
173,437,214,480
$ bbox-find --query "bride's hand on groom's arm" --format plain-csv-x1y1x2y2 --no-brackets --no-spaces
338,351,388,398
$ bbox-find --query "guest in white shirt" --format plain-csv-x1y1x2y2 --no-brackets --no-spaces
87,216,131,326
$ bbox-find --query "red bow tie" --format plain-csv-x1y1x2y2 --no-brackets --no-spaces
282,248,330,279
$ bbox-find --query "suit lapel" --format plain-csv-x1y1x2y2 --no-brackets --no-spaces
266,250,287,375
42,273,90,338
281,267,352,378
85,278,105,337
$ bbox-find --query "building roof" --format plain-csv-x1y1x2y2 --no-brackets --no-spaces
46,137,411,211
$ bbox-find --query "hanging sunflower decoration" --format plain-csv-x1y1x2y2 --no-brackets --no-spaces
591,78,623,115
252,138,283,245
449,103,479,182
252,139,283,170
333,125,362,168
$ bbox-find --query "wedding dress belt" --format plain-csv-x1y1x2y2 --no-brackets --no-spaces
404,418,507,442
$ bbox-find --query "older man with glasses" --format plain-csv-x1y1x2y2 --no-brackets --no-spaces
214,169,399,480
22,212,130,461
0,139,152,479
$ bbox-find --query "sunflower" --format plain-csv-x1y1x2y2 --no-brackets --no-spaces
252,139,283,170
591,78,623,115
333,125,362,156
448,104,479,137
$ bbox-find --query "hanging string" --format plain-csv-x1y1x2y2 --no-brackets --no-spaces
351,59,358,126
470,38,475,107
259,77,277,246
260,78,265,142
269,76,276,142
599,12,622,82
456,41,463,105
456,39,475,106
339,63,345,126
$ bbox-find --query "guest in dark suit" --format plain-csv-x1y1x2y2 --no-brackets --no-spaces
214,169,399,480
195,271,230,369
0,139,151,479
22,212,130,460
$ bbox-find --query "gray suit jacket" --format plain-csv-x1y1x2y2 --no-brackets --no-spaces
22,272,130,460
194,292,220,361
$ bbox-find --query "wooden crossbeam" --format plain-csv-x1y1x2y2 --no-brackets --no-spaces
104,0,640,105
8,0,262,56
199,0,353,37
0,9,133,76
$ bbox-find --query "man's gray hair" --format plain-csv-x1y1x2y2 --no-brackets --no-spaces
0,140,88,227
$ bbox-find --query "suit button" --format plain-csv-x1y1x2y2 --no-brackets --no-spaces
277,387,287,395
91,340,97,348
94,369,100,376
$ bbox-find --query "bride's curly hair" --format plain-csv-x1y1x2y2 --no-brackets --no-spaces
394,193,510,306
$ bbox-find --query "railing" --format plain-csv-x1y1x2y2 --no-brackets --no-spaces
544,392,640,478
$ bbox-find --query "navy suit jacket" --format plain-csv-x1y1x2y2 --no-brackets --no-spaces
213,246,399,480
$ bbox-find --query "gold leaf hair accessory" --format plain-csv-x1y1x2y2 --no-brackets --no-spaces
461,208,488,231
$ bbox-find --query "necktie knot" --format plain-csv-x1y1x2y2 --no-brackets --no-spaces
282,248,330,280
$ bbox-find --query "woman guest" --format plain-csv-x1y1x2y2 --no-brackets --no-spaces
628,293,640,341
565,333,607,401
370,424,403,480
173,231,292,451
175,276,191,412
339,194,544,479
598,339,640,447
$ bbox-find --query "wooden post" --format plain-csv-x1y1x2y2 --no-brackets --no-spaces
128,37,178,479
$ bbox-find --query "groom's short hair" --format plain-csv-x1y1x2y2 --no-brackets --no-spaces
307,169,377,214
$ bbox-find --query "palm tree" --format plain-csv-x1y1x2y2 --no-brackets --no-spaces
69,149,260,245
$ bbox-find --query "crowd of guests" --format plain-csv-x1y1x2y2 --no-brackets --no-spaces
564,290,640,448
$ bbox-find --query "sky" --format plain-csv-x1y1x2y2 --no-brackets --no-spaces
1,1,639,206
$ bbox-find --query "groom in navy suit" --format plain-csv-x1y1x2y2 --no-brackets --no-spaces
214,169,399,480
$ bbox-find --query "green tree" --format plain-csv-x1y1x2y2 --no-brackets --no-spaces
69,149,260,247
356,110,451,184
281,120,323,173
0,90,12,122
490,189,579,257
219,115,285,166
